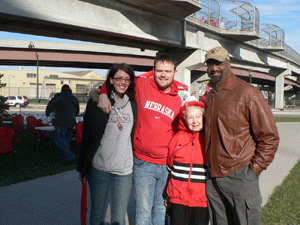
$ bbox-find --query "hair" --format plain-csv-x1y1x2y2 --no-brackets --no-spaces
181,101,206,118
61,84,71,92
154,52,177,70
106,63,136,100
184,105,205,117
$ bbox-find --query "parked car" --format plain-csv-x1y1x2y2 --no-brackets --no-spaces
5,95,29,107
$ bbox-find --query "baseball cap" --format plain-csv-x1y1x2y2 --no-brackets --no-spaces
205,46,230,63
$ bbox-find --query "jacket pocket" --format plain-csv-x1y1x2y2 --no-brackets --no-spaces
220,135,243,157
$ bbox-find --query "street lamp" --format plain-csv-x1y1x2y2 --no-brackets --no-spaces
9,74,15,95
249,70,253,84
28,41,39,103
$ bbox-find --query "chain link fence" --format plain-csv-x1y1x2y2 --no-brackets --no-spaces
0,87,89,101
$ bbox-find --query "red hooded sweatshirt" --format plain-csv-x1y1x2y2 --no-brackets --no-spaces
99,74,182,165
165,101,208,207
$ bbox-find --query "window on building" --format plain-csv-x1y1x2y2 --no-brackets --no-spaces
50,74,59,78
27,73,36,78
76,84,87,94
61,81,63,84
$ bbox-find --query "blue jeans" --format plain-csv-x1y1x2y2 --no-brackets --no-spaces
54,126,75,162
133,157,169,225
89,167,133,225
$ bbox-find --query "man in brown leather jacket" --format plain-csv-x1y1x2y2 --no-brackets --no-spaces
204,46,280,225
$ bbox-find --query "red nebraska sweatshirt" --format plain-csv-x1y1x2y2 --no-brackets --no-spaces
99,76,181,165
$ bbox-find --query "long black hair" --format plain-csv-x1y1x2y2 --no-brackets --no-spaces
106,63,135,100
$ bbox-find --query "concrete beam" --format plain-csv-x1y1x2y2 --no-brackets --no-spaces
0,0,187,51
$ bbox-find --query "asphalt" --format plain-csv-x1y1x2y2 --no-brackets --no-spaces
1,121,300,225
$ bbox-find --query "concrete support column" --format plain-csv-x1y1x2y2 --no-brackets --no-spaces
274,69,291,109
275,74,285,109
190,81,199,100
176,67,191,99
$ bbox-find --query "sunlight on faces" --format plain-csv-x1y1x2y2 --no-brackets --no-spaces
184,106,204,132
206,59,231,85
110,69,131,99
154,61,177,92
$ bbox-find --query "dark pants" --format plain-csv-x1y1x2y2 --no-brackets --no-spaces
206,165,262,225
170,203,209,225
54,126,75,162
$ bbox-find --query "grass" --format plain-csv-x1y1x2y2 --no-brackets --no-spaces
1,117,300,223
274,117,300,122
261,158,300,224
0,129,81,187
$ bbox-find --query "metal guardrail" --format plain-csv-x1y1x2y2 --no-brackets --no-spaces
189,0,300,65
191,0,259,32
0,87,89,100
278,44,300,65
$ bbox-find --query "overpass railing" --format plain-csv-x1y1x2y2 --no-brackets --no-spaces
251,24,284,47
278,44,300,65
191,0,259,33
190,0,300,64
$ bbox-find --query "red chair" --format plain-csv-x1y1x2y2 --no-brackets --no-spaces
36,119,52,140
26,116,38,135
75,121,84,144
34,119,54,148
0,127,17,171
12,115,24,132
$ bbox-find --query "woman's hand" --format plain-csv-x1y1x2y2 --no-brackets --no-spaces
79,173,88,183
164,196,171,208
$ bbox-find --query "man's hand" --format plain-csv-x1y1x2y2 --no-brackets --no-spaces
97,94,112,113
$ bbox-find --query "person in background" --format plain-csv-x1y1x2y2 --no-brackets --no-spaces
165,101,209,225
46,84,79,163
200,87,210,103
77,63,137,225
204,46,280,224
200,16,206,23
210,18,217,27
219,19,225,29
98,53,182,225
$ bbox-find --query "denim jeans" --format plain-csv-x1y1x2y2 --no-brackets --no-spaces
88,167,133,225
133,157,169,225
54,126,75,162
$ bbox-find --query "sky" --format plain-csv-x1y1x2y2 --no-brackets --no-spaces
0,0,299,75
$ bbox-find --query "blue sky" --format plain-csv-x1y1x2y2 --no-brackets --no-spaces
0,0,299,75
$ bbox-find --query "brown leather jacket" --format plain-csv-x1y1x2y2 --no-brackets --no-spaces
205,64,280,177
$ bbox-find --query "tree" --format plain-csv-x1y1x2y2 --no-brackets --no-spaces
0,73,6,88
0,73,9,116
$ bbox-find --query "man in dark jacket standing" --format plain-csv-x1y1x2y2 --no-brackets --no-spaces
46,84,79,163
204,46,280,224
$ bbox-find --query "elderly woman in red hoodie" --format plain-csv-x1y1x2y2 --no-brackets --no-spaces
165,101,209,225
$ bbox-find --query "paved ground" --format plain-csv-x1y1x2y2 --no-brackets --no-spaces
0,121,299,224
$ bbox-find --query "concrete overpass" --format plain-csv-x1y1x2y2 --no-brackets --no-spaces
1,0,300,108
1,38,299,92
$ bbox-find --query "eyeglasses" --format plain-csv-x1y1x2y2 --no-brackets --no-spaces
113,77,131,83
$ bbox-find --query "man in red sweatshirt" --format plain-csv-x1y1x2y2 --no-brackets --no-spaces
98,53,182,225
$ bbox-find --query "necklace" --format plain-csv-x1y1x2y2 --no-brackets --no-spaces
114,108,126,131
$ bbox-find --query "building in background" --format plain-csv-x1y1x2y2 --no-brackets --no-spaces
0,68,105,100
